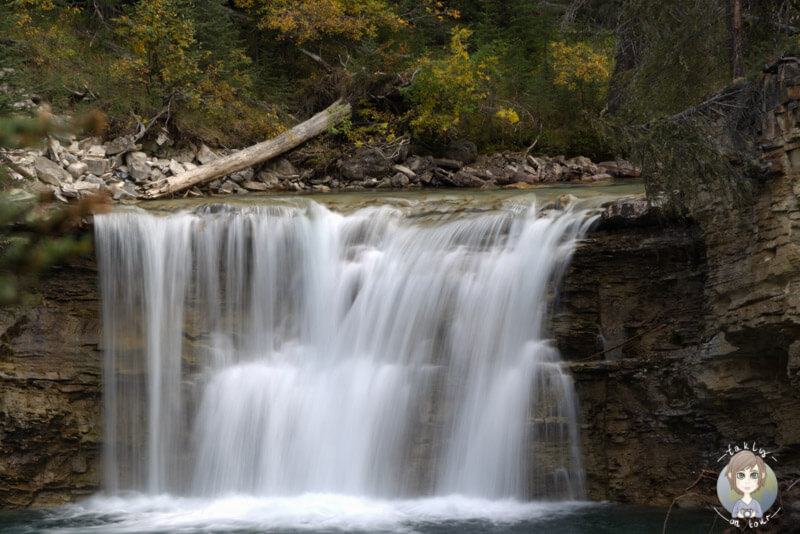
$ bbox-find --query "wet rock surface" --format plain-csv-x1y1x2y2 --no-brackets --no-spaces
553,59,800,508
557,186,800,509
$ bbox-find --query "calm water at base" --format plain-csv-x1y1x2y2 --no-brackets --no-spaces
0,495,724,534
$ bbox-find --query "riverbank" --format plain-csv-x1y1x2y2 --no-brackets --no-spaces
1,127,639,202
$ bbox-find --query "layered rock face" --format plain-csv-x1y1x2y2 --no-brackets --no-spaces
4,60,800,513
555,59,800,514
0,259,102,508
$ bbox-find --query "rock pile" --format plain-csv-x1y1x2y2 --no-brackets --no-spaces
2,134,640,202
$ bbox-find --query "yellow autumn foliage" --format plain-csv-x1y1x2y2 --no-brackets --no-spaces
405,27,496,140
112,0,283,140
550,41,612,107
495,107,519,125
233,0,402,43
12,0,80,66
113,0,200,91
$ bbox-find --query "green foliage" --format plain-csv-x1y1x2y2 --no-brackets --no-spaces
3,0,799,165
609,1,732,122
595,84,759,212
0,195,95,304
0,3,21,117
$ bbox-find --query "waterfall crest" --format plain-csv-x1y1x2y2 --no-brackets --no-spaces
95,196,589,500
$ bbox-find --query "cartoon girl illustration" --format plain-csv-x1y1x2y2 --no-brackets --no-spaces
725,450,767,518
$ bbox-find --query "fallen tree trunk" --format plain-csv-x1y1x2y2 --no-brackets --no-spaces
139,100,351,199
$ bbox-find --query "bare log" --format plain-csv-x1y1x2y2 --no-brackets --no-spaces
140,100,351,199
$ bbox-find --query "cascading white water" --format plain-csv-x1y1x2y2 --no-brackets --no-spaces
95,195,590,503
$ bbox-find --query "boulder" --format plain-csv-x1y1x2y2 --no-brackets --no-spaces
86,145,106,158
598,159,641,178
122,181,139,197
310,176,331,185
173,145,197,164
442,169,486,188
502,182,535,189
110,183,137,200
66,161,88,179
230,168,254,183
405,156,432,172
73,181,101,193
196,144,219,165
126,152,146,167
339,160,365,181
168,160,185,176
83,175,106,186
271,158,297,177
77,137,102,151
566,155,598,176
217,181,237,194
390,172,410,188
104,135,139,156
242,180,269,191
433,158,463,170
47,138,63,162
256,170,280,188
60,183,79,199
154,127,171,146
83,157,109,176
339,148,392,181
515,170,538,185
540,161,563,183
445,139,477,164
126,152,150,182
545,193,579,211
34,156,71,186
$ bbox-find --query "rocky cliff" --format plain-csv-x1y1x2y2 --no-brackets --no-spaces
553,58,800,520
0,258,102,508
4,59,800,515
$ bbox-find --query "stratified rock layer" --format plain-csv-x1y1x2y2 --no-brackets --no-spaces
4,59,800,518
556,191,800,515
0,259,102,508
551,60,800,518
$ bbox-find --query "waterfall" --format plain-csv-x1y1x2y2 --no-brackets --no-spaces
95,196,590,501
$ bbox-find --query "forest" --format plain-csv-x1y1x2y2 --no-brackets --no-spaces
2,0,799,159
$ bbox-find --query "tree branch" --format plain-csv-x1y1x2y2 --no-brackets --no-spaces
299,48,334,72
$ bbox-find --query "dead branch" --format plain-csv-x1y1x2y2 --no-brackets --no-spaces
140,100,351,199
